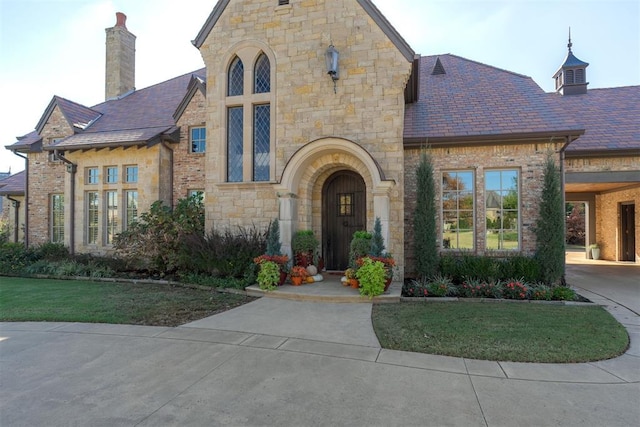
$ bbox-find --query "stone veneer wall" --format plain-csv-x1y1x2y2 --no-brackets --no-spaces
65,145,170,254
199,0,411,270
0,195,25,243
595,186,640,262
404,142,563,277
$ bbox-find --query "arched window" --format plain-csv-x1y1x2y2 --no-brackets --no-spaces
226,50,273,183
228,57,244,96
254,54,270,94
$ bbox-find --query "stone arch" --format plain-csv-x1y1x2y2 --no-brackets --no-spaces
275,137,395,259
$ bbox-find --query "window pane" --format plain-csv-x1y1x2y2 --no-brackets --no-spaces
191,127,206,153
254,54,270,94
51,194,64,243
442,171,474,250
87,192,99,244
227,107,244,182
87,168,98,184
228,57,244,96
253,104,270,181
105,191,118,244
485,170,519,250
125,191,138,229
125,166,138,183
106,167,118,184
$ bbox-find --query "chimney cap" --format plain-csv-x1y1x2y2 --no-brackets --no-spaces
115,12,127,29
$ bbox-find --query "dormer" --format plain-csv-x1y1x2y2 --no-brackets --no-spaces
553,31,589,95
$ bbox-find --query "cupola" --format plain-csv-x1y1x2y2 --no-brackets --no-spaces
553,29,589,95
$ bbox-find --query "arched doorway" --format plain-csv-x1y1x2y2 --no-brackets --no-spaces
322,171,366,270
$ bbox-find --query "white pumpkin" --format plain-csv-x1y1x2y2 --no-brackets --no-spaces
306,265,318,276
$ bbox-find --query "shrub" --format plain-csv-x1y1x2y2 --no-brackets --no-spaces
292,230,319,266
0,242,36,275
349,231,372,268
184,225,267,277
403,279,429,297
114,196,204,274
530,283,553,301
498,256,540,283
534,152,566,285
457,278,502,299
265,219,282,256
33,242,69,261
501,279,529,300
370,217,385,256
552,286,576,301
414,151,438,278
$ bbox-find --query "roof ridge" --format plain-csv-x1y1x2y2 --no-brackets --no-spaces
428,53,532,80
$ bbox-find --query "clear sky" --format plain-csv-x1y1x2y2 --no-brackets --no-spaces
1,0,638,174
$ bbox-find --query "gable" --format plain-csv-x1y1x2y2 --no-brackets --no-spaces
193,0,415,61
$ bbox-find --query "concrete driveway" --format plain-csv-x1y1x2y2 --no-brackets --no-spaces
1,260,639,426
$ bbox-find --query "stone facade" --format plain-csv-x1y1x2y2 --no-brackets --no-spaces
199,0,412,275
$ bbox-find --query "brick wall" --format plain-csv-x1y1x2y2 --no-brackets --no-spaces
174,89,207,204
28,106,71,246
595,186,640,262
404,142,563,277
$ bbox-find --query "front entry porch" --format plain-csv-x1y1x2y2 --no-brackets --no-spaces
246,274,401,303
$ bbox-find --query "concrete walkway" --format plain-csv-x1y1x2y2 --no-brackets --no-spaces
1,259,639,426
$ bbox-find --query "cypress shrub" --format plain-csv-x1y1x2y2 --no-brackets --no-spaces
414,151,439,278
534,153,566,285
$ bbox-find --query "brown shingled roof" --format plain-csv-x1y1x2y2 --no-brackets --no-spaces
550,86,640,155
0,170,25,196
404,54,584,144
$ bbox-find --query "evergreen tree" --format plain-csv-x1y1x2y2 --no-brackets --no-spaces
414,151,439,278
370,217,385,256
534,153,565,285
266,218,282,256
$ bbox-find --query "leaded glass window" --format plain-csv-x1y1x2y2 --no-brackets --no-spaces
228,57,244,96
254,54,270,94
253,104,270,181
227,107,244,182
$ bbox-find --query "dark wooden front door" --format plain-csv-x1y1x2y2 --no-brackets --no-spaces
621,203,636,262
322,171,366,270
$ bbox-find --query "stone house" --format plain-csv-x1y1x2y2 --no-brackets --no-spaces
5,0,639,274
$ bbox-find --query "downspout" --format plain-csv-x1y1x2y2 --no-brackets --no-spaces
6,196,20,243
12,151,28,247
54,151,77,255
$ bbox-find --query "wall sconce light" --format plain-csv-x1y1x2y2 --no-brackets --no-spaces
325,44,339,93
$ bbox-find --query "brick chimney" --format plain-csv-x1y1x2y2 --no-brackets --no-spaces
105,12,136,100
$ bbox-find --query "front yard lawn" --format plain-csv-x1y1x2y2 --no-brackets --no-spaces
372,302,629,363
0,277,255,326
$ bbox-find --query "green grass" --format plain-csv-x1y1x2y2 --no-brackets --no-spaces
0,276,255,326
372,302,629,363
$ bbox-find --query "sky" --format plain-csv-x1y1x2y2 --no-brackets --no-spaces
1,0,638,174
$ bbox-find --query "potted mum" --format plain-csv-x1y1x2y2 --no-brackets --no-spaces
290,265,310,286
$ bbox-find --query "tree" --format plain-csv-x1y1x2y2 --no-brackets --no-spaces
534,153,565,285
414,151,439,278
